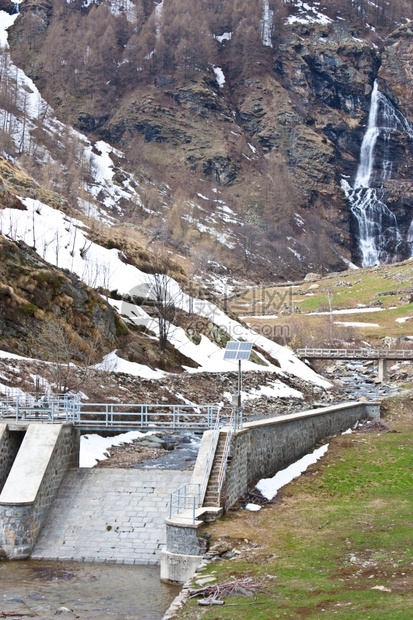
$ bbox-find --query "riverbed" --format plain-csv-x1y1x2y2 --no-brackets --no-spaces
0,560,180,619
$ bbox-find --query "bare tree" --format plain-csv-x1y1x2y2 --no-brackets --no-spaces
144,253,182,351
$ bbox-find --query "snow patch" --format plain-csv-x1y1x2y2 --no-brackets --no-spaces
308,307,385,316
214,32,232,43
335,321,380,328
256,443,329,500
80,430,147,468
212,66,226,88
286,0,333,25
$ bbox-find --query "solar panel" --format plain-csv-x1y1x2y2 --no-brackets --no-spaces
226,342,239,350
223,341,253,361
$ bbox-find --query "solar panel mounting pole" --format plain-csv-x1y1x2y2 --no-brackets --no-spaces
223,341,253,430
238,359,242,430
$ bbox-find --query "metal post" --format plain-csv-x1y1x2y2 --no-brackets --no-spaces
237,359,242,430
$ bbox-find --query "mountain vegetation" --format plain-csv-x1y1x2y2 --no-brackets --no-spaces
1,0,412,281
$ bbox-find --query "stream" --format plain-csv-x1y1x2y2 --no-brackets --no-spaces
0,560,180,619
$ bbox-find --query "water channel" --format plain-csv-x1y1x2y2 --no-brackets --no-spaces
0,560,180,619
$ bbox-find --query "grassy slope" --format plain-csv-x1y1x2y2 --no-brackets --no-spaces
234,260,413,342
177,394,413,619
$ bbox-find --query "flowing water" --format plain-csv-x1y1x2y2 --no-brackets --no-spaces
0,560,180,619
342,80,413,267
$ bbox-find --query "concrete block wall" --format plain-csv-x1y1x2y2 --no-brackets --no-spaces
224,402,379,509
0,423,79,559
0,424,24,492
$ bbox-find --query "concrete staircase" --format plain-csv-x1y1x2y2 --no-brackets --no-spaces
203,434,229,507
31,468,191,565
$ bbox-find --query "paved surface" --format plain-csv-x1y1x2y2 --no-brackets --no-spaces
31,469,191,565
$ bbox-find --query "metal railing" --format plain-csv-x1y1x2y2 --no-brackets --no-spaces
217,409,235,500
199,411,222,502
0,393,80,422
297,348,413,360
168,409,237,523
168,409,223,523
168,483,201,523
0,397,220,431
67,403,219,430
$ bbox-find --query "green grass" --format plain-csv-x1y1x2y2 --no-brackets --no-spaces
176,397,413,620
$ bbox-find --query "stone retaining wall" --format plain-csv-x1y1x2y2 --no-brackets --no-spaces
223,402,379,508
161,401,380,583
0,423,79,559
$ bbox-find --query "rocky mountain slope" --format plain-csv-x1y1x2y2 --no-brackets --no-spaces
0,0,412,281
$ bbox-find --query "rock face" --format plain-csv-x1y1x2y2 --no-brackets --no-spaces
0,235,117,360
5,1,413,279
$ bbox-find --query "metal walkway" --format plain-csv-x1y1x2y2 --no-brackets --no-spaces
0,394,220,431
297,348,413,360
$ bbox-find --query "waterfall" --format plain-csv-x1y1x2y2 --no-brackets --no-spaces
155,1,164,38
409,220,413,257
342,80,413,267
261,0,273,47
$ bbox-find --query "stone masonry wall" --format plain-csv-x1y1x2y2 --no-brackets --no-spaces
0,424,79,559
0,425,25,493
223,403,379,509
165,521,207,556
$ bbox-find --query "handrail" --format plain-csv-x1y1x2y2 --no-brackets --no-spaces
0,399,220,430
297,348,413,359
216,409,235,500
168,483,201,523
200,412,221,503
168,411,222,523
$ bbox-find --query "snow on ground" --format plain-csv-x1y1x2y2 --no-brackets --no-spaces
212,66,226,87
308,307,385,316
0,349,31,361
107,0,137,22
1,199,330,388
256,443,329,500
0,9,18,47
94,351,166,380
80,430,148,468
0,9,144,219
223,378,303,402
335,321,380,328
286,0,333,25
241,314,279,320
214,32,232,43
396,316,413,323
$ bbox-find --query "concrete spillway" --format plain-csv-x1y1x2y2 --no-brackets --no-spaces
31,469,191,564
